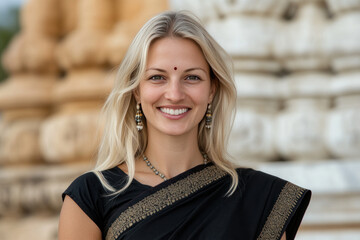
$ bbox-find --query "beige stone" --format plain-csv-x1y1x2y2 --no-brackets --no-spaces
59,0,79,35
21,0,61,38
326,73,360,158
40,105,102,163
2,33,58,74
274,1,330,71
0,215,58,240
56,30,109,69
0,118,43,165
78,0,115,31
106,0,168,65
0,74,56,110
207,15,280,59
170,0,288,20
326,100,360,159
232,58,281,73
330,71,360,96
229,73,280,161
0,163,90,215
278,72,332,99
214,0,289,17
276,98,331,160
234,73,279,99
105,22,139,65
53,68,113,104
56,0,116,69
116,0,168,26
328,12,360,72
230,102,279,162
326,0,360,14
1,108,49,123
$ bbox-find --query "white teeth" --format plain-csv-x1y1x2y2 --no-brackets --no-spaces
160,108,188,116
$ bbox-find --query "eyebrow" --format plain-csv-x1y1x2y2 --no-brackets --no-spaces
184,68,207,73
146,67,207,73
146,68,166,72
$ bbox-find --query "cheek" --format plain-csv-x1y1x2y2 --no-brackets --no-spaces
139,85,161,106
189,85,212,103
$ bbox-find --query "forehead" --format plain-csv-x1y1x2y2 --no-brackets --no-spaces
146,37,209,71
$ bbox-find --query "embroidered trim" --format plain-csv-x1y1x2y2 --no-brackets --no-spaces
106,165,227,240
257,182,306,240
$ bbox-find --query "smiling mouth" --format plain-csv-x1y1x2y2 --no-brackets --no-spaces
159,107,189,116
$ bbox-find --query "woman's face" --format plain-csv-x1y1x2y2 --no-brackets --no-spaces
135,37,215,137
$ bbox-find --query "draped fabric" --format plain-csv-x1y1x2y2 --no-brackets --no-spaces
63,163,311,240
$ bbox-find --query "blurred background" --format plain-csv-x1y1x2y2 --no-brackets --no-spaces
0,0,359,239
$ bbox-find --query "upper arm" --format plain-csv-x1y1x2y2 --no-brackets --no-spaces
58,195,102,240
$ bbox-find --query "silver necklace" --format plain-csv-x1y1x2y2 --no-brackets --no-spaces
142,153,209,181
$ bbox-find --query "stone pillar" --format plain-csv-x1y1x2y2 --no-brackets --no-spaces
273,0,333,161
231,73,280,162
0,1,69,239
41,0,116,163
325,0,360,159
106,0,168,65
276,73,331,160
0,0,60,165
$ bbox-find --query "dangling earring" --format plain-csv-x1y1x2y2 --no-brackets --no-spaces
135,103,143,131
205,104,212,129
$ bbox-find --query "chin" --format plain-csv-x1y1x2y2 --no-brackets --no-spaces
156,125,196,137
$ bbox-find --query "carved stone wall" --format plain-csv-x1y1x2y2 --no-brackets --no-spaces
171,0,360,239
0,0,168,239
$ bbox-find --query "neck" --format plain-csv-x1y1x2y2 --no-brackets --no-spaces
144,128,204,178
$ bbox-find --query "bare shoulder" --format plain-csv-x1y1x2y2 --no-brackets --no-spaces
58,195,102,240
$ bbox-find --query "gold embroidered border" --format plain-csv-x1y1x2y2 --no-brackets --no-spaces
106,165,227,240
257,182,305,240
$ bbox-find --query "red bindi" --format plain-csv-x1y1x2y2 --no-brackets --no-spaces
174,67,177,70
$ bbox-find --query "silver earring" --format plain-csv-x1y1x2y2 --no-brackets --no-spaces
205,104,212,129
135,103,143,131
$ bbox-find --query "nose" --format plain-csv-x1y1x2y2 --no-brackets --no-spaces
164,79,185,102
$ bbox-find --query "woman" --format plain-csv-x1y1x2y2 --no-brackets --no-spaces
59,11,311,240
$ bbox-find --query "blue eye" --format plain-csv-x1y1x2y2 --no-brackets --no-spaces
186,75,201,81
149,75,165,80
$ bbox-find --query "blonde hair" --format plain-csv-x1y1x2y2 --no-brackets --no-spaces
94,11,238,195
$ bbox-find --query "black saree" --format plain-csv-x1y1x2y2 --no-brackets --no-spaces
63,163,311,240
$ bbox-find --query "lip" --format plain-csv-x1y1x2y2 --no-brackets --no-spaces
157,105,191,120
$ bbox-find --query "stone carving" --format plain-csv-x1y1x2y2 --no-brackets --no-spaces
328,11,360,72
0,0,60,165
42,0,116,163
230,73,280,161
40,107,102,163
326,72,360,158
56,0,115,69
106,0,168,65
274,1,330,71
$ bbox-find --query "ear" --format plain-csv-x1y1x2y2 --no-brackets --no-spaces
208,80,217,103
133,87,140,103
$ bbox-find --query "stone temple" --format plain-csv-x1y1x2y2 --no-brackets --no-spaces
0,0,359,239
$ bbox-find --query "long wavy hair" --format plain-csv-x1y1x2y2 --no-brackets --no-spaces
94,10,238,195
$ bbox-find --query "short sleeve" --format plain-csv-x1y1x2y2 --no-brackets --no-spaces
62,172,104,229
255,173,311,240
240,169,311,240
